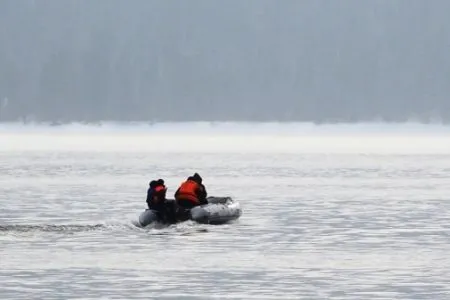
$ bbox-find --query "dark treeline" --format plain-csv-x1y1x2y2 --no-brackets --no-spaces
0,0,450,123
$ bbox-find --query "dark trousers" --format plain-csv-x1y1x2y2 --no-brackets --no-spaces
175,199,200,221
176,199,199,209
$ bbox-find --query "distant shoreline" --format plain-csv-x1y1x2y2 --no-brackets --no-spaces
1,120,449,137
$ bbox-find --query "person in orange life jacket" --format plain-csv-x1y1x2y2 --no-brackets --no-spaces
146,179,167,214
174,173,208,209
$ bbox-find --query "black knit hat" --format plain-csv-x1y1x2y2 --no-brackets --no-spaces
192,173,202,184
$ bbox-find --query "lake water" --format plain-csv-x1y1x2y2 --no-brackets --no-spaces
1,122,450,299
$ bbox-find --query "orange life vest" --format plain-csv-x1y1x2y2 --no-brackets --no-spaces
154,185,166,193
176,180,200,204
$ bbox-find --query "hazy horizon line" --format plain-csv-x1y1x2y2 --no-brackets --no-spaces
1,119,450,137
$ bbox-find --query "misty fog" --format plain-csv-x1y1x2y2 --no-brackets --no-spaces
0,0,449,123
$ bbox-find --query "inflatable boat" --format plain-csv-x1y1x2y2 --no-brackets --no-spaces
137,196,242,227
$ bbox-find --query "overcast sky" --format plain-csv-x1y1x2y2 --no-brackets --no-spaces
0,0,449,123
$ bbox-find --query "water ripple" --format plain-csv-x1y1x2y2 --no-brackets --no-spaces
2,147,450,299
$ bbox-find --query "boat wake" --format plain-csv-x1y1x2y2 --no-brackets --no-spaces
0,220,209,236
0,224,107,233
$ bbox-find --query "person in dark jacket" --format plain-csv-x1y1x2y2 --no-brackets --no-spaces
146,179,168,219
174,173,208,209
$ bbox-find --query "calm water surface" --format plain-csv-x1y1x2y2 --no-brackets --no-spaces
1,130,450,299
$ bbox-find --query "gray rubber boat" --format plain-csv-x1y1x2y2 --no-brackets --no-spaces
137,196,242,227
